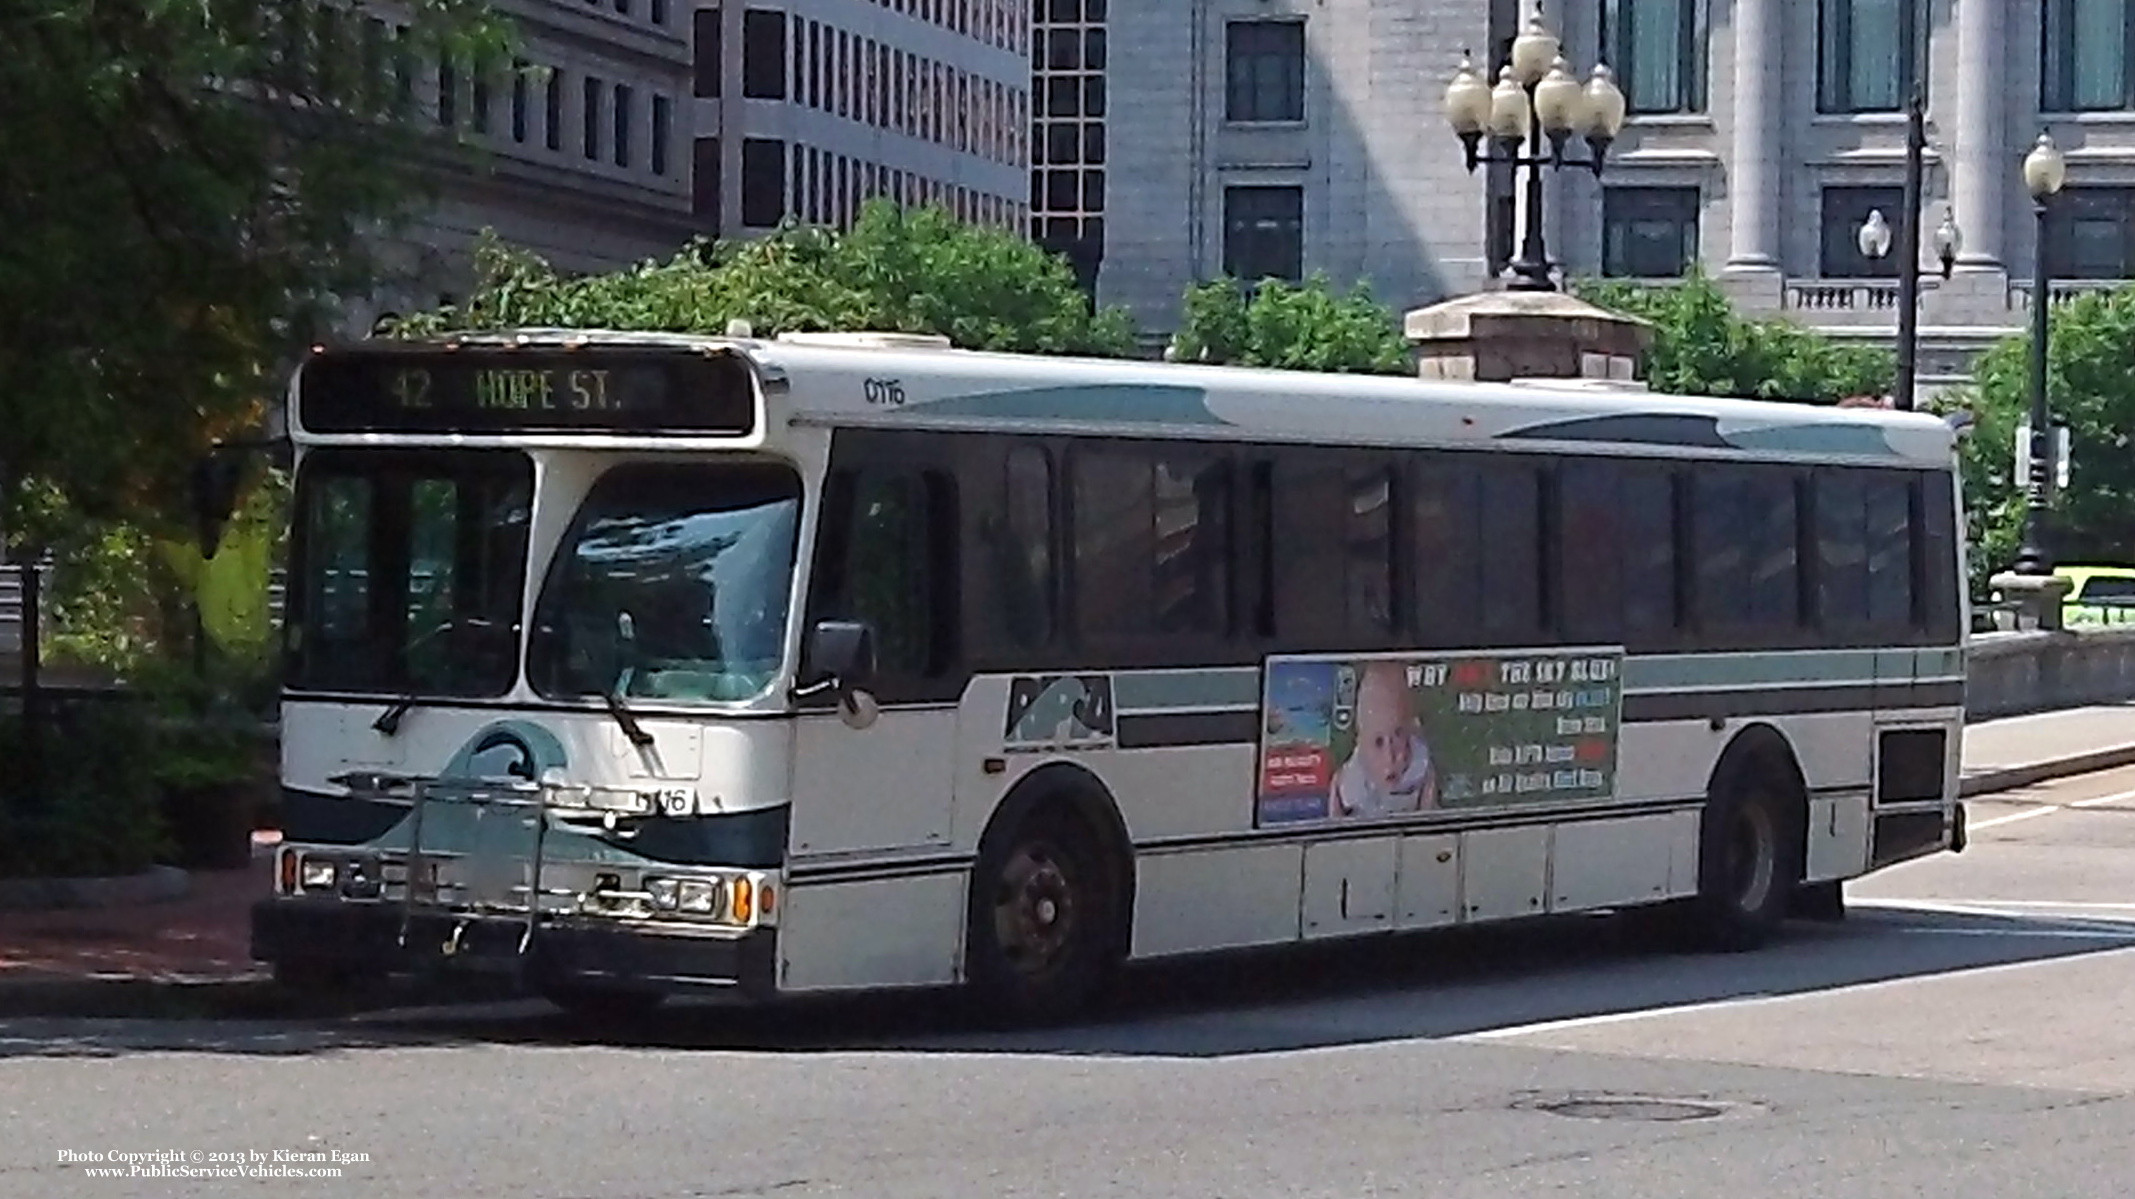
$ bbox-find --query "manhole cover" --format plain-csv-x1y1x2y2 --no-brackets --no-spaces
1518,1094,1734,1122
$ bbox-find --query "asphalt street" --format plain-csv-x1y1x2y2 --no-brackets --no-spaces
5,767,2135,1198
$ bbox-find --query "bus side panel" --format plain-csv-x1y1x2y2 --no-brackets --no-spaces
1132,844,1303,958
776,873,967,991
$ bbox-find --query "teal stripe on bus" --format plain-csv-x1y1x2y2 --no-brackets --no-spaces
1112,668,1263,712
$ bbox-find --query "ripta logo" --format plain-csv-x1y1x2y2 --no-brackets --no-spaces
1004,675,1115,748
439,720,571,786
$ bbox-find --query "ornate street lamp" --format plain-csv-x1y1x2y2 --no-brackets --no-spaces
2011,132,2068,577
1856,208,1961,280
1443,8,1626,292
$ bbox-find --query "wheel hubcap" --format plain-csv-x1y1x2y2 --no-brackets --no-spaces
1727,800,1777,913
994,842,1077,976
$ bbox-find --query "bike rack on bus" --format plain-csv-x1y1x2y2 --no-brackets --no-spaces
328,771,660,963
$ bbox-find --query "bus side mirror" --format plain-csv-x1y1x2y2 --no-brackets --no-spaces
801,620,880,728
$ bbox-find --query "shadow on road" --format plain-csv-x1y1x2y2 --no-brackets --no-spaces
9,900,2118,1062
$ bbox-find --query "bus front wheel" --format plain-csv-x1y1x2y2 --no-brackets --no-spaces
1686,761,1802,952
965,803,1123,1025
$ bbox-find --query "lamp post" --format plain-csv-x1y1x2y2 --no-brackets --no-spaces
2011,132,2068,577
1442,9,1626,292
1856,200,1961,411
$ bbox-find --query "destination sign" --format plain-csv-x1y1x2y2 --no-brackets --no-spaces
297,348,757,435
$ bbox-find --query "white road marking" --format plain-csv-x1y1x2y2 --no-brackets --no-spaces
1866,898,2135,912
1855,897,2135,933
1458,948,2135,1042
1967,786,2135,831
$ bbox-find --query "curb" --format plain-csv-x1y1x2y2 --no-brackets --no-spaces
0,865,191,913
0,974,280,1021
1959,744,2135,798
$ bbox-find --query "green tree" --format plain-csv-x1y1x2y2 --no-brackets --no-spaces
4,0,508,812
1167,275,1413,374
1576,272,1896,403
394,202,1140,355
1952,285,2135,588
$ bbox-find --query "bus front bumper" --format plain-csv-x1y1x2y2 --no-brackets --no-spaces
251,899,778,999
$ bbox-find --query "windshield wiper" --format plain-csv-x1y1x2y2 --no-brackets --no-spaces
373,696,419,735
602,689,654,749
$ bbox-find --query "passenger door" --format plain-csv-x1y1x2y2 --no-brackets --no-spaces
789,459,961,858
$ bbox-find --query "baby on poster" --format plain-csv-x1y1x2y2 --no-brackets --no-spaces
1330,661,1438,817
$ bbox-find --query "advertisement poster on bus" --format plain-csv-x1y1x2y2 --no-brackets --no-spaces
1255,648,1625,827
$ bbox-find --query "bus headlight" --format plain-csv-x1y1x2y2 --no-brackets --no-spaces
300,856,338,891
675,879,722,917
645,878,680,911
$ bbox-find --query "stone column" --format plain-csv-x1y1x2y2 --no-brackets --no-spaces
1951,0,2007,270
1724,0,1780,272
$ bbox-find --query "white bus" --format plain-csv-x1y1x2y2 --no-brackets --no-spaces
253,328,1969,1022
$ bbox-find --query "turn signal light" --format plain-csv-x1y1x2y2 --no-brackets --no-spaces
730,878,754,924
278,849,299,895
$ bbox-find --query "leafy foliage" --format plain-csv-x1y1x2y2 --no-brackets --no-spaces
1951,285,2135,584
0,705,170,878
393,203,1140,355
1576,272,1896,404
1168,275,1413,374
2,0,511,539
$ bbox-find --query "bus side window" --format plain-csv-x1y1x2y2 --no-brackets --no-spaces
977,444,1054,652
1558,459,1624,646
820,467,957,680
1918,472,1960,640
1411,454,1479,646
1479,462,1543,641
1696,463,1800,641
1621,466,1678,647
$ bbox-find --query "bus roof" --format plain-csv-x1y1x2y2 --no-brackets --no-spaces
309,328,1958,468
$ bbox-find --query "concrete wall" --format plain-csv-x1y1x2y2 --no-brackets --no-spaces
1966,626,2135,720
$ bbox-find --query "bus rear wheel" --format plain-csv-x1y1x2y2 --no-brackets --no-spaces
1686,762,1801,952
965,804,1122,1026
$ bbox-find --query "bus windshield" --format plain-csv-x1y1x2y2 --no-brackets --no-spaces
287,449,533,696
528,461,802,705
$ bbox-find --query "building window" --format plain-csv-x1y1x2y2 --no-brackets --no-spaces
582,77,601,160
614,83,633,167
1222,186,1304,283
741,137,786,227
694,6,722,98
511,60,529,143
2043,0,2135,111
1225,20,1304,123
2044,187,2135,278
1600,0,1707,114
437,58,457,127
1820,186,1904,277
1603,187,1700,277
742,8,787,100
651,95,670,176
693,137,722,227
546,69,564,150
1818,0,1920,113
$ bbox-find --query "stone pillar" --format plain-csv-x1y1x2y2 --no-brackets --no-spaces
1725,0,1781,273
1404,292,1654,384
1951,0,2007,271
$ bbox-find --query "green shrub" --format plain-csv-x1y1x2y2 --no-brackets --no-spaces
0,703,172,879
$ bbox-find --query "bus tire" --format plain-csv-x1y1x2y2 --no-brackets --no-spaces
1686,756,1802,952
965,801,1124,1026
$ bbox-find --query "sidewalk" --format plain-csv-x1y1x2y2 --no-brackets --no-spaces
1957,702,2135,796
0,705,2131,1013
